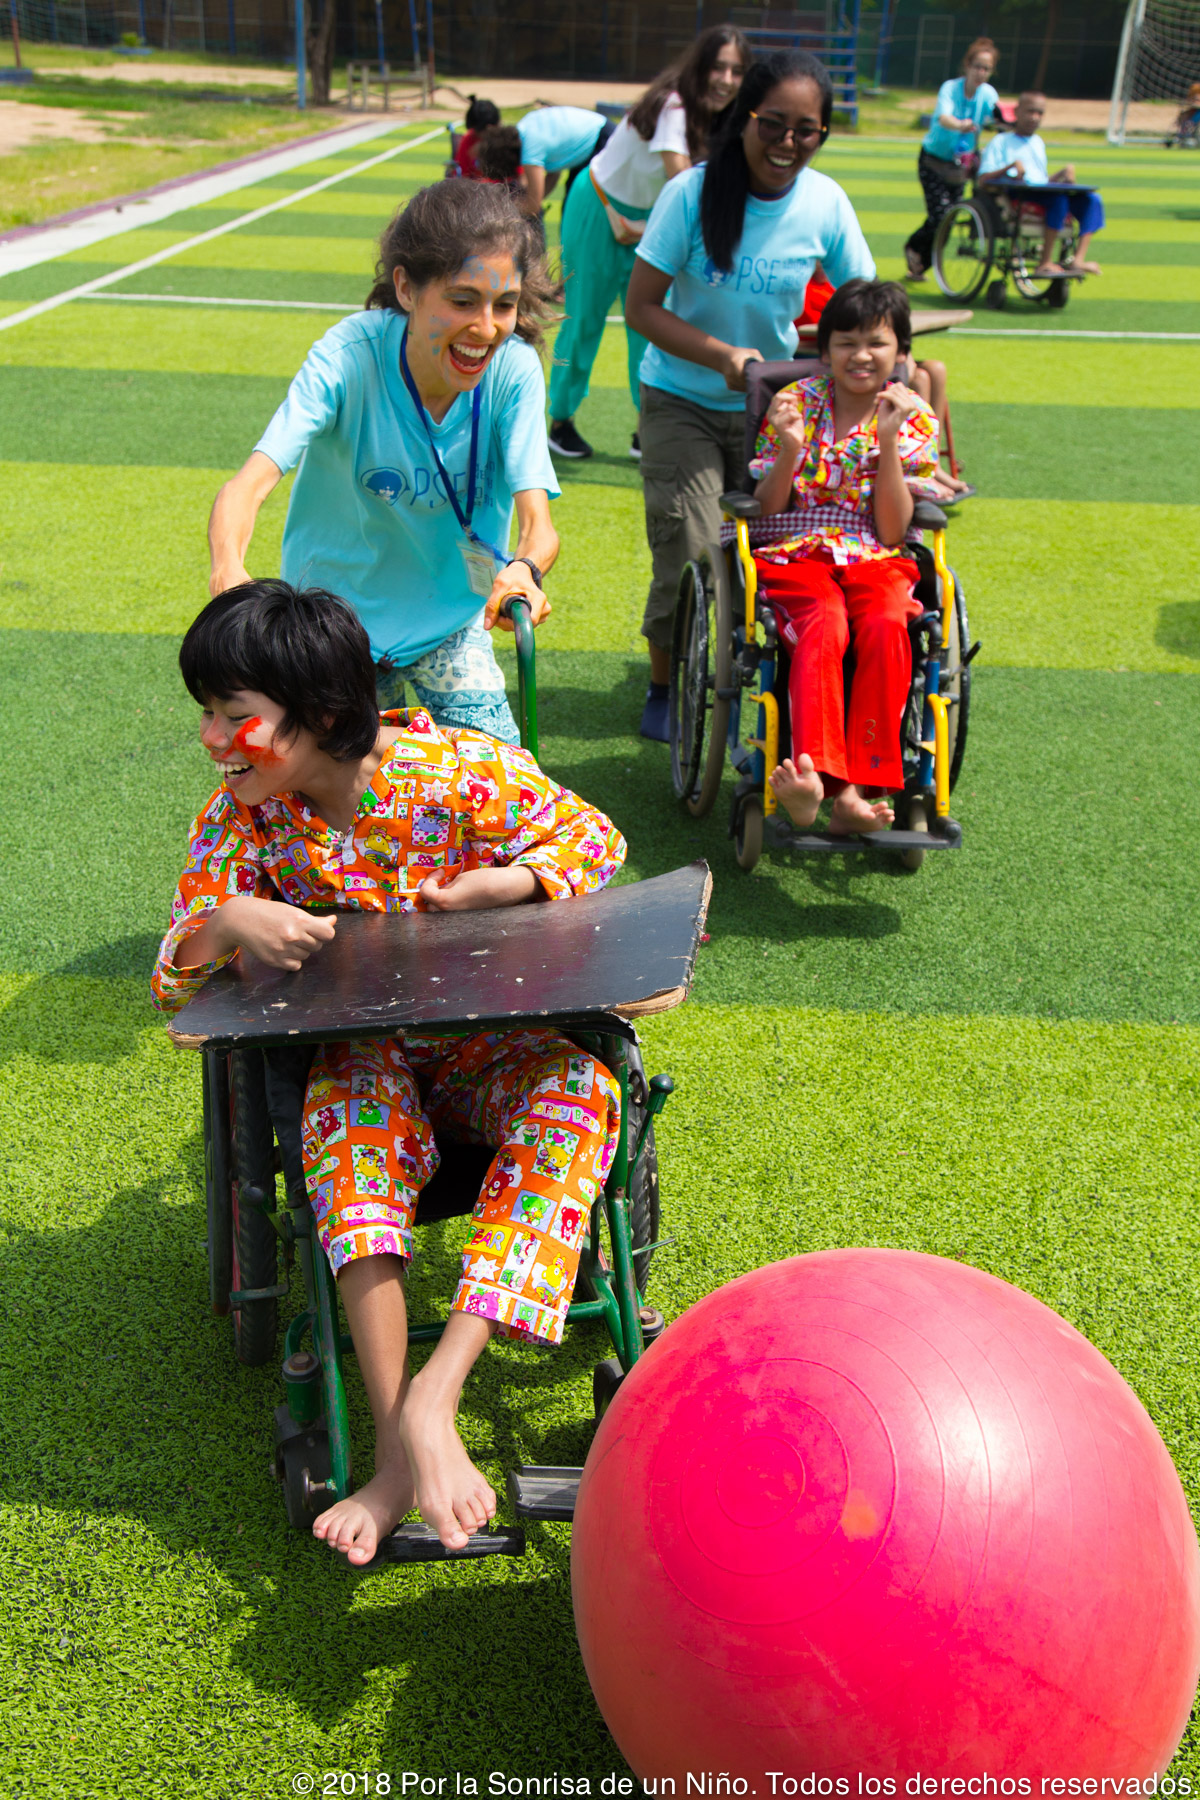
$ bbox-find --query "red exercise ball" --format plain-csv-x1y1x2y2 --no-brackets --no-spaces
572,1250,1200,1784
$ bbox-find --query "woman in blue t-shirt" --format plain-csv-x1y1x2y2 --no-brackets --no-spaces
623,50,874,740
207,181,559,744
903,38,999,280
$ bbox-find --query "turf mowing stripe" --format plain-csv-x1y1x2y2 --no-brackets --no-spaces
0,124,446,338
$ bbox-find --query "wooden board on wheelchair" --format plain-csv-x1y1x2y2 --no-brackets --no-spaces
168,862,712,1052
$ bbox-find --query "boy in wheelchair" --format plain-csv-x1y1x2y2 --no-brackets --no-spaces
749,279,940,835
977,91,1104,277
152,580,627,1561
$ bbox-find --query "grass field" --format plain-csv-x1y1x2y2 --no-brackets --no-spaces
2,120,1200,1797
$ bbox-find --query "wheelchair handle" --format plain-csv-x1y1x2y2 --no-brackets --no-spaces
498,595,539,762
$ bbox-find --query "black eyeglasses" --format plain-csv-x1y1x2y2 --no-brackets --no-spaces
749,111,828,147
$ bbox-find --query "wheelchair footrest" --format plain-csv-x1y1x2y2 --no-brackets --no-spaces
507,1465,584,1522
767,819,962,854
362,1521,527,1567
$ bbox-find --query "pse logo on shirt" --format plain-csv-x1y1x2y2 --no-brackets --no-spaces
360,465,494,510
701,254,813,295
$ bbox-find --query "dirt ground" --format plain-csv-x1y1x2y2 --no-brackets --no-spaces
0,98,138,151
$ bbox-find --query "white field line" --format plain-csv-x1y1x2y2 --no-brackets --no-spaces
954,327,1200,341
79,291,360,311
0,124,445,337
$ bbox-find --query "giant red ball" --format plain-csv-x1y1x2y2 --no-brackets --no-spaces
572,1250,1200,1783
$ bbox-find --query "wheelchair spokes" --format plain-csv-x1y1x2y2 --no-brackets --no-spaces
932,199,993,303
669,549,733,818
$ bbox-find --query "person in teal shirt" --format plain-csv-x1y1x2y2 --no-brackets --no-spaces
516,105,609,218
206,181,559,743
624,49,874,739
904,39,998,279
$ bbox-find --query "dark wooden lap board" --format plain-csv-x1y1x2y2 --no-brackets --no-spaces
168,862,712,1052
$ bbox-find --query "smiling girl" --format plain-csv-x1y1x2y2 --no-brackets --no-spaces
623,51,875,740
207,182,558,743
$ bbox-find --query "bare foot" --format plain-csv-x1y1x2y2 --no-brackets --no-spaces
828,786,895,835
769,755,824,829
398,1383,497,1550
312,1455,416,1565
1075,259,1101,275
1034,262,1066,278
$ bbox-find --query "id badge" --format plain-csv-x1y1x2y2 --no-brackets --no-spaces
461,541,495,598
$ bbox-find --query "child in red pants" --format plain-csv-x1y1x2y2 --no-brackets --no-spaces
749,278,939,834
153,580,626,1562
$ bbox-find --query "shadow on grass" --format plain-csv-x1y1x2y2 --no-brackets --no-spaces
1155,602,1200,660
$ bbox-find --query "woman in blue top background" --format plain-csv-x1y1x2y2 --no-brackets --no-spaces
904,38,999,280
207,182,558,744
624,50,874,740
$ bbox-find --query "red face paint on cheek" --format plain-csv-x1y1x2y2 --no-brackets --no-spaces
232,717,285,770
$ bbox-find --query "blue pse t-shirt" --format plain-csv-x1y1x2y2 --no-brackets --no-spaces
635,165,876,412
978,129,1050,185
923,77,998,160
255,310,559,666
517,106,605,171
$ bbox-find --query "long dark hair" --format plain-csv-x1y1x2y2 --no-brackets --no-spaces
699,52,833,275
627,24,751,161
365,179,555,349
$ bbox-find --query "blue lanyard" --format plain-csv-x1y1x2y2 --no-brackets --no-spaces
398,325,491,545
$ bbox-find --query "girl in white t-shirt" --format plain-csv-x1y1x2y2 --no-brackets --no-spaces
547,24,748,463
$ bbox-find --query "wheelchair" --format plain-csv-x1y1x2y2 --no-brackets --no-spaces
668,359,978,875
932,180,1084,310
173,858,710,1568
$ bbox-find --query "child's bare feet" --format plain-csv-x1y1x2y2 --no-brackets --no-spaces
768,755,823,829
1033,262,1066,278
312,1455,416,1565
828,786,894,835
398,1380,497,1550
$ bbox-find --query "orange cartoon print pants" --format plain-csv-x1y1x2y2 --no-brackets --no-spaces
301,1027,620,1347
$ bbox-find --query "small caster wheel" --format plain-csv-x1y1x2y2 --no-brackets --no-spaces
985,279,1007,310
1047,277,1069,309
277,1429,334,1530
900,794,930,872
734,794,764,871
593,1357,625,1420
639,1306,666,1345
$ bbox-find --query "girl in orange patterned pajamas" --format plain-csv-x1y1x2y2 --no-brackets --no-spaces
153,579,626,1562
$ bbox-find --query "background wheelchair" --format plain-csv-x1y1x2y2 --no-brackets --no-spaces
173,863,709,1567
933,181,1082,310
668,359,978,875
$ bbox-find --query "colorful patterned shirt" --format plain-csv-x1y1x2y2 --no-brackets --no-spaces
747,374,940,566
152,710,627,1015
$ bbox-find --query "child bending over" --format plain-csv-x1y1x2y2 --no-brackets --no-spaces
153,581,627,1560
750,278,939,835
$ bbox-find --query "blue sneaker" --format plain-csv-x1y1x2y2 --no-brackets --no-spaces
639,684,670,742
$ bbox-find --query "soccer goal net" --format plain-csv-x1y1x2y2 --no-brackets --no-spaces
1108,0,1200,141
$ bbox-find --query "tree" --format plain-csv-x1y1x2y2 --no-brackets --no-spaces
307,0,338,105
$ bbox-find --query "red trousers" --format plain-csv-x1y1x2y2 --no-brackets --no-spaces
757,554,920,790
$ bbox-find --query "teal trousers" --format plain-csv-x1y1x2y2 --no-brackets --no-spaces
548,170,651,419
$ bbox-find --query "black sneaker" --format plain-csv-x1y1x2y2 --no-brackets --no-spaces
629,431,642,460
639,683,670,743
548,418,593,459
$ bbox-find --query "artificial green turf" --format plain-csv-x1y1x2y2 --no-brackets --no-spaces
3,984,1199,1794
3,126,1200,1795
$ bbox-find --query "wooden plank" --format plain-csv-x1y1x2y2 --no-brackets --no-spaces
168,863,712,1051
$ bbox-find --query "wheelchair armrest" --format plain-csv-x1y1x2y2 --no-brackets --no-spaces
720,492,761,520
912,500,949,531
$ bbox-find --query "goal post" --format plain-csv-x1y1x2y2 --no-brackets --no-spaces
1108,0,1200,141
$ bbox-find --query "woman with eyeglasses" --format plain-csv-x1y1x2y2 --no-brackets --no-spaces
624,50,874,740
903,38,999,280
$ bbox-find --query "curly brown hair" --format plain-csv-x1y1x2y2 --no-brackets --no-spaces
364,179,556,350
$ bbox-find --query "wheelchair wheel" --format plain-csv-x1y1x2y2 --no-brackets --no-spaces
229,1049,282,1367
734,793,764,871
985,278,1007,310
203,1051,233,1316
669,548,732,819
932,200,993,303
278,1429,333,1530
593,1357,625,1419
625,1042,661,1299
944,575,972,791
900,794,930,872
1012,214,1077,304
